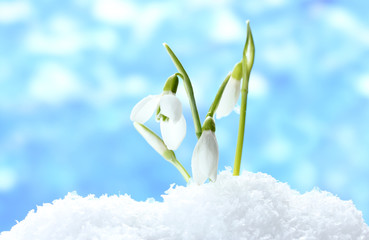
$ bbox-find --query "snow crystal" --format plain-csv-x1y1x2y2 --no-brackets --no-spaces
1,170,368,240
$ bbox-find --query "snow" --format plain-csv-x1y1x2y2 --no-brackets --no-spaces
1,169,368,240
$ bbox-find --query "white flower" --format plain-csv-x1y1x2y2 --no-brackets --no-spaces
191,117,219,185
216,62,242,119
130,92,186,150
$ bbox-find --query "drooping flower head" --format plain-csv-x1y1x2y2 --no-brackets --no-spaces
216,62,242,119
130,75,186,150
191,116,219,185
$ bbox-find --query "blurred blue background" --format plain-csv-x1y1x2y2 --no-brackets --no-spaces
1,0,369,231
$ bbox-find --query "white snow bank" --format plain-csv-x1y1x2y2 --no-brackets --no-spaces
1,169,368,240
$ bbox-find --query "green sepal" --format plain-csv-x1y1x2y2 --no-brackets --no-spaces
162,150,175,161
231,62,242,81
202,116,216,132
163,74,179,93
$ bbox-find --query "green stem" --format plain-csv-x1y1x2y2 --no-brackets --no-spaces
163,43,202,139
206,73,231,118
233,67,250,176
170,153,191,183
233,20,255,176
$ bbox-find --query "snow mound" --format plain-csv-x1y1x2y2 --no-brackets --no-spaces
1,170,368,240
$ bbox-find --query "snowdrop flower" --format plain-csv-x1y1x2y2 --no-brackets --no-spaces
191,116,219,185
130,75,186,150
216,62,242,119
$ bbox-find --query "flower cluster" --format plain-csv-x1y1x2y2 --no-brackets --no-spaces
131,21,255,184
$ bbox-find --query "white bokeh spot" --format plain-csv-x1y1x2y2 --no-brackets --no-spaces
29,63,83,104
356,74,369,97
0,1,32,23
248,72,269,98
0,168,17,192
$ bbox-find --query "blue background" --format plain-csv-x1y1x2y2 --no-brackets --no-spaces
1,0,369,231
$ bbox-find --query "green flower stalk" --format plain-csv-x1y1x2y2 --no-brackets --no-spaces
207,73,231,118
163,43,202,139
233,20,255,176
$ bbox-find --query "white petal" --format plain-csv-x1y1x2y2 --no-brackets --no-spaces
191,139,208,185
197,131,219,176
192,155,208,185
216,77,241,119
130,95,160,124
159,94,182,122
191,130,219,185
160,115,186,150
208,158,218,182
208,131,219,182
